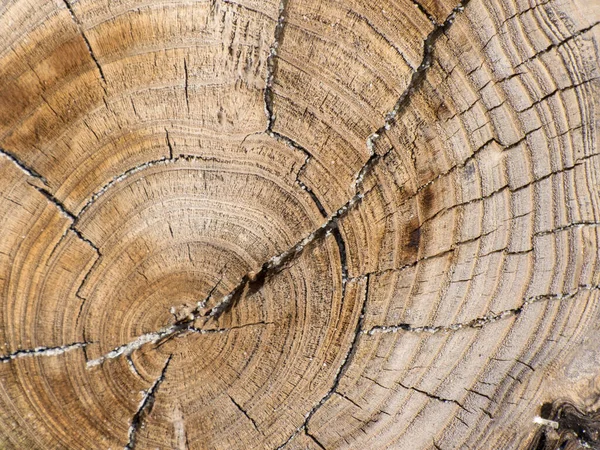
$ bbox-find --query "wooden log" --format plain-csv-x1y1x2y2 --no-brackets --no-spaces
0,0,598,448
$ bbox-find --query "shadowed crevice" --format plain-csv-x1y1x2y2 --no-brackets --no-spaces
125,355,172,450
305,430,327,449
165,129,175,158
364,0,472,160
264,0,289,131
228,394,260,432
0,147,47,184
410,0,438,25
31,185,101,256
183,58,190,115
297,176,328,218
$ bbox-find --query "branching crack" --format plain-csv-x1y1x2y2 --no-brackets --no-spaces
347,1,471,198
125,355,172,450
295,157,347,296
34,186,79,222
297,177,328,218
364,0,470,161
203,189,364,322
259,0,337,223
305,429,326,449
0,342,89,363
32,185,101,255
515,21,600,69
269,130,314,176
366,284,599,335
27,0,594,445
86,0,471,397
126,354,140,377
88,327,177,368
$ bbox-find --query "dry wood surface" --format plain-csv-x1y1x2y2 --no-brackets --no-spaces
0,0,599,448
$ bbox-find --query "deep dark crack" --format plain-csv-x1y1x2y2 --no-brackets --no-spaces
264,0,288,131
305,429,327,449
0,147,47,184
410,0,438,25
32,185,101,255
352,1,471,194
229,394,260,431
183,58,190,114
165,129,175,158
298,177,328,217
34,186,77,221
125,355,172,449
126,354,141,377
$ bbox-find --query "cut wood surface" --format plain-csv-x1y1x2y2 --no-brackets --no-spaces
0,0,599,448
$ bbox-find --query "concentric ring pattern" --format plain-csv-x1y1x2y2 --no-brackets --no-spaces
0,0,599,448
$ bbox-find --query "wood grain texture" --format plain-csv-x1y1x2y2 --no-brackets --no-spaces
0,0,599,448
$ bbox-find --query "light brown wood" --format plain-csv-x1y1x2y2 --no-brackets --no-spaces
0,0,599,448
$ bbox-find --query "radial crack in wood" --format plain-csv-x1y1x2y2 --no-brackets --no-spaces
125,355,172,449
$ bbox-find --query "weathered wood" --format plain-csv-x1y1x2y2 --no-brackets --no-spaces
0,0,599,448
